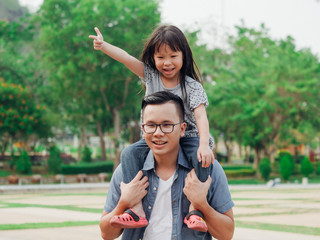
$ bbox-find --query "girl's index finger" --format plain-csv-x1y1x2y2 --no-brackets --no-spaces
88,35,97,40
94,27,102,36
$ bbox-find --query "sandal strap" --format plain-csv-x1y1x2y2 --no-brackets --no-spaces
185,210,204,220
124,208,140,222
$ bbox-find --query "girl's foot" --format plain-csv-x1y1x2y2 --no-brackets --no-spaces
184,210,208,232
110,208,148,228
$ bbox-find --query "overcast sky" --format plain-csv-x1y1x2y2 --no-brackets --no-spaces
19,0,320,57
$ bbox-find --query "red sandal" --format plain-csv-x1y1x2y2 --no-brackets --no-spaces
184,210,208,232
110,208,148,228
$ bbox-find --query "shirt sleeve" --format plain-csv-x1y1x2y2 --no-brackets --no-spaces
104,165,123,213
139,64,158,86
208,161,234,214
188,80,209,110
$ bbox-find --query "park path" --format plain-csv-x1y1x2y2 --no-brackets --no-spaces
0,183,320,240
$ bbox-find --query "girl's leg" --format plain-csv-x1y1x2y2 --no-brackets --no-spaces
121,139,149,184
180,137,212,232
180,137,212,182
111,139,150,228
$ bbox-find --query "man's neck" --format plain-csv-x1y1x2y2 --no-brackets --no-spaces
154,151,179,181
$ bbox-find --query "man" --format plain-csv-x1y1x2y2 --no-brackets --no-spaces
100,91,234,240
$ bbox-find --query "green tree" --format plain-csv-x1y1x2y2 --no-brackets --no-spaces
279,154,294,181
300,156,314,177
259,157,271,181
0,3,52,154
16,150,32,174
81,145,92,163
205,23,320,168
36,0,160,167
47,145,62,174
0,79,50,155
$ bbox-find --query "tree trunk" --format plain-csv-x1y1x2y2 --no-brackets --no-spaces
112,109,121,170
224,139,233,164
1,137,9,157
96,120,107,160
253,147,260,170
77,127,86,161
238,143,242,160
245,146,251,164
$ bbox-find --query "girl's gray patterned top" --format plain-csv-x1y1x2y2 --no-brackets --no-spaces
140,64,214,149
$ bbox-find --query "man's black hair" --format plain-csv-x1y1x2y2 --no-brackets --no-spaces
141,91,185,121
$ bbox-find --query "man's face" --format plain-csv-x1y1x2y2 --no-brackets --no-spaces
142,102,186,159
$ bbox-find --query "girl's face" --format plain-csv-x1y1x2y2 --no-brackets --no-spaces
154,44,183,83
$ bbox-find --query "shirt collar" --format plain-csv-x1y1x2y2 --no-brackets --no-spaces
142,145,192,171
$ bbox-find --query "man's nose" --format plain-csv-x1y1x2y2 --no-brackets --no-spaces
154,125,164,135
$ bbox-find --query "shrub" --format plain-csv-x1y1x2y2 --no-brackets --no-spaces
300,157,314,177
81,146,92,163
16,150,32,174
280,155,294,181
61,161,114,175
317,162,320,175
259,157,271,181
47,145,62,174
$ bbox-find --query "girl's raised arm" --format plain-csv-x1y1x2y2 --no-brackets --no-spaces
89,27,144,78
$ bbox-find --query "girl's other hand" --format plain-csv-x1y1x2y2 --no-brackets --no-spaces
197,145,215,168
89,27,104,50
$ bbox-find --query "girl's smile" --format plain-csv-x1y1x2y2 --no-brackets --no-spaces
154,44,183,88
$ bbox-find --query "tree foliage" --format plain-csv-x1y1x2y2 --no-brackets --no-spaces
36,0,160,163
204,23,320,167
0,79,50,154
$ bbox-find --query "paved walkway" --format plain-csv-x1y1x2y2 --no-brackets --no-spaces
0,183,320,240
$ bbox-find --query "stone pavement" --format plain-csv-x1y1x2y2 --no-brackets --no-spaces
0,183,320,240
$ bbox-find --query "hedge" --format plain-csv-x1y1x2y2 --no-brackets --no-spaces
61,161,114,174
222,165,253,171
224,169,256,178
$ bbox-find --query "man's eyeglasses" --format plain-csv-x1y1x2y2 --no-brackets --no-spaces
142,123,182,134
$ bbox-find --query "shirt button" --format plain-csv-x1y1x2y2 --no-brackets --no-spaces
148,206,151,210
153,187,157,191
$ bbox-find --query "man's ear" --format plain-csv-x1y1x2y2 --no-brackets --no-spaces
180,122,187,138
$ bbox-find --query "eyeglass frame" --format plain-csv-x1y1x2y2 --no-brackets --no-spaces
141,122,183,134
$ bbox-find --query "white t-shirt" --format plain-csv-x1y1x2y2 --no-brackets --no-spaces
143,174,175,240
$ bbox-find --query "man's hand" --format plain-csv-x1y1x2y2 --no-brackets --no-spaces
89,27,104,50
183,169,212,209
119,171,149,209
197,145,215,168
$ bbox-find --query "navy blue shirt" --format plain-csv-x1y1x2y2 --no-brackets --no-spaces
104,147,234,240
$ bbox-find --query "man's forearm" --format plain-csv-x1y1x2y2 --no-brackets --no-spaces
99,202,127,240
199,202,234,240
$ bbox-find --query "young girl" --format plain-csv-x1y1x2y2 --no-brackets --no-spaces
89,25,214,232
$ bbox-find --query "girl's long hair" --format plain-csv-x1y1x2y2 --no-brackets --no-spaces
141,25,202,98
